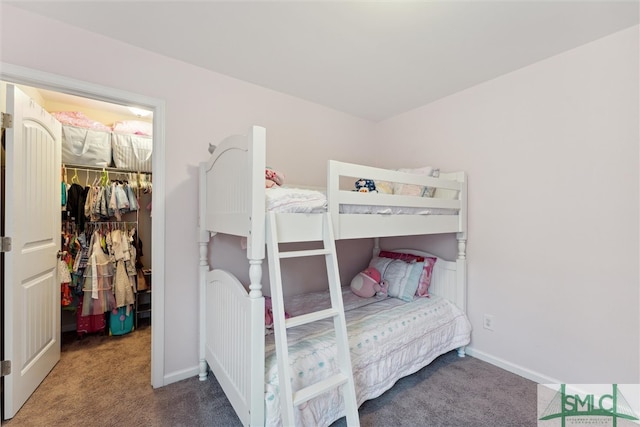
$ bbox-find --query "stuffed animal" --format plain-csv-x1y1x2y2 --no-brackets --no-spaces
355,178,377,193
265,168,285,188
350,267,388,298
264,296,290,330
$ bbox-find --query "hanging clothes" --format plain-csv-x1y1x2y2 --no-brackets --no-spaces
82,231,116,316
125,184,139,211
107,229,136,307
66,183,88,229
57,256,72,307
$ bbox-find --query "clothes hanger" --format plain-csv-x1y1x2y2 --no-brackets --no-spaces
100,168,109,187
71,168,80,184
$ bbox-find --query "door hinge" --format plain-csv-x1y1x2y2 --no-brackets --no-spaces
1,112,13,129
0,236,12,252
0,360,11,377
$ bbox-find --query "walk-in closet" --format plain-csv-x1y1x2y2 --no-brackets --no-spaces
2,81,153,357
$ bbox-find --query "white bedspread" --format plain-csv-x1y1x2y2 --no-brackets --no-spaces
266,187,328,213
264,288,471,427
266,187,456,215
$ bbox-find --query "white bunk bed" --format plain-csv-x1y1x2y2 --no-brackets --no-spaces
198,126,470,426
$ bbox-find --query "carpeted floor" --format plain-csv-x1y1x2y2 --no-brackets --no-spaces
5,325,538,426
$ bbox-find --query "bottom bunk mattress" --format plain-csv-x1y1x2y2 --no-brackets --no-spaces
264,288,472,427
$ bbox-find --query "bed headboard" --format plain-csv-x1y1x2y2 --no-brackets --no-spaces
198,126,267,260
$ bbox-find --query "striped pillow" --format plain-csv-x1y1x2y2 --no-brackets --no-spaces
378,251,437,297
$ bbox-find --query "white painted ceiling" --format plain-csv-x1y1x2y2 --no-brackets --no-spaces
8,1,639,121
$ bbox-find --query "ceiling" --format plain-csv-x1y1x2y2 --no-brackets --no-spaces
8,1,639,122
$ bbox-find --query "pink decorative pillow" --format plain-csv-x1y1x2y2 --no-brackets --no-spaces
415,257,437,297
378,250,424,263
378,251,437,297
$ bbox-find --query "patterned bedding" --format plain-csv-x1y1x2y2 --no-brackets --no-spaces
264,288,472,427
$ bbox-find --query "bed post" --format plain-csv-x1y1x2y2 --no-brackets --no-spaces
198,231,212,380
247,125,266,299
456,171,468,358
247,126,267,425
456,172,467,313
456,232,467,358
197,160,206,380
373,237,381,257
248,259,263,298
198,161,210,381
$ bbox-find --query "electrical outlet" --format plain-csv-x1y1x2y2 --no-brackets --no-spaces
483,314,495,331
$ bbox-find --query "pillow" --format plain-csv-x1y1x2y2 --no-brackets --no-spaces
405,261,425,300
393,166,439,197
375,180,393,194
378,250,437,297
369,257,421,302
424,169,440,197
433,171,459,200
378,250,425,263
415,257,437,297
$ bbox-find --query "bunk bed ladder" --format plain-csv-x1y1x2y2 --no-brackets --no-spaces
266,211,360,427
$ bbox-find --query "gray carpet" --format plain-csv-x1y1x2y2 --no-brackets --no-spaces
330,351,537,427
5,326,537,426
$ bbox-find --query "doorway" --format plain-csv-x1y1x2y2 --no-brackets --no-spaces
0,63,166,419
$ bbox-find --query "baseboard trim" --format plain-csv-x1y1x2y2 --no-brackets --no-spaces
170,349,561,388
465,346,563,385
164,365,200,386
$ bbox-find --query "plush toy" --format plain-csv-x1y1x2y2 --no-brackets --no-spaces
355,178,377,193
265,168,285,188
350,267,388,298
264,296,291,330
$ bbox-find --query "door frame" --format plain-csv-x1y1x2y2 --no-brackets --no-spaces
0,62,165,388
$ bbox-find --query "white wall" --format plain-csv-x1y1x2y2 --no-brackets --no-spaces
0,5,374,381
375,26,640,384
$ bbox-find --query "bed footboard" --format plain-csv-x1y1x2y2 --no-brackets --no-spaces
203,269,265,426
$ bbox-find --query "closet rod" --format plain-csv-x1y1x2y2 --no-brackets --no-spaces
62,163,152,176
84,221,138,226
64,222,138,231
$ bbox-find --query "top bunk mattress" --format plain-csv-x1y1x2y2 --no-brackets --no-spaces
266,186,457,215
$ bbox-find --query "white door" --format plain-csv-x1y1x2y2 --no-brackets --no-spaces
3,84,61,419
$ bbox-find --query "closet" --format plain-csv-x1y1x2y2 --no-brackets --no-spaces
60,165,153,335
12,84,154,338
1,80,159,419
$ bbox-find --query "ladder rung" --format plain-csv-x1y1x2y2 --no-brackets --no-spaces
278,248,331,259
293,373,349,406
285,308,338,328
